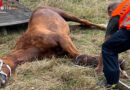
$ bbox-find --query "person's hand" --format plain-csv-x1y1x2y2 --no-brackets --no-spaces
95,65,103,73
120,68,130,79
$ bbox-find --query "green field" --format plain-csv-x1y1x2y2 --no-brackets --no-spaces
0,0,129,90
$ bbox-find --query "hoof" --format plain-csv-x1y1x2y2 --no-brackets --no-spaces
75,54,88,65
75,54,99,67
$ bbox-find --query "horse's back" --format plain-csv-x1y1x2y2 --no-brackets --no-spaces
28,7,70,34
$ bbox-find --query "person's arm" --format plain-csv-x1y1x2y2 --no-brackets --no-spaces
105,16,120,40
95,16,120,72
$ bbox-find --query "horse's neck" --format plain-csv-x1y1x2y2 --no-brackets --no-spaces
6,50,31,65
0,49,27,77
8,47,40,65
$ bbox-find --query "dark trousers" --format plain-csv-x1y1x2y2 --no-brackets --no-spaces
102,29,130,85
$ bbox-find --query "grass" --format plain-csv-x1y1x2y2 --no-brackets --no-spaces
0,0,129,90
20,0,112,23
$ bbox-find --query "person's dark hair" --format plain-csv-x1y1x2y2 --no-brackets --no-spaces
107,2,120,16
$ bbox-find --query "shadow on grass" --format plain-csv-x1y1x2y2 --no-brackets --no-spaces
0,23,28,35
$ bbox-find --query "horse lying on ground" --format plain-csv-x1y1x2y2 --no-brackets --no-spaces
0,7,125,87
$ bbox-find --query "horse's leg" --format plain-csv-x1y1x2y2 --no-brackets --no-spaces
58,35,80,58
60,13,106,30
51,8,106,30
42,7,106,30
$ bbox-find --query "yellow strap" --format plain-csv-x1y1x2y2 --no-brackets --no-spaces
112,84,117,88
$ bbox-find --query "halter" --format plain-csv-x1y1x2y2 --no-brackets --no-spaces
0,59,11,77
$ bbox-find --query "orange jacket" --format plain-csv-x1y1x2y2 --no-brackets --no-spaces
111,0,130,30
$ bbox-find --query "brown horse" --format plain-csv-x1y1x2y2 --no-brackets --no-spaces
0,7,121,87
